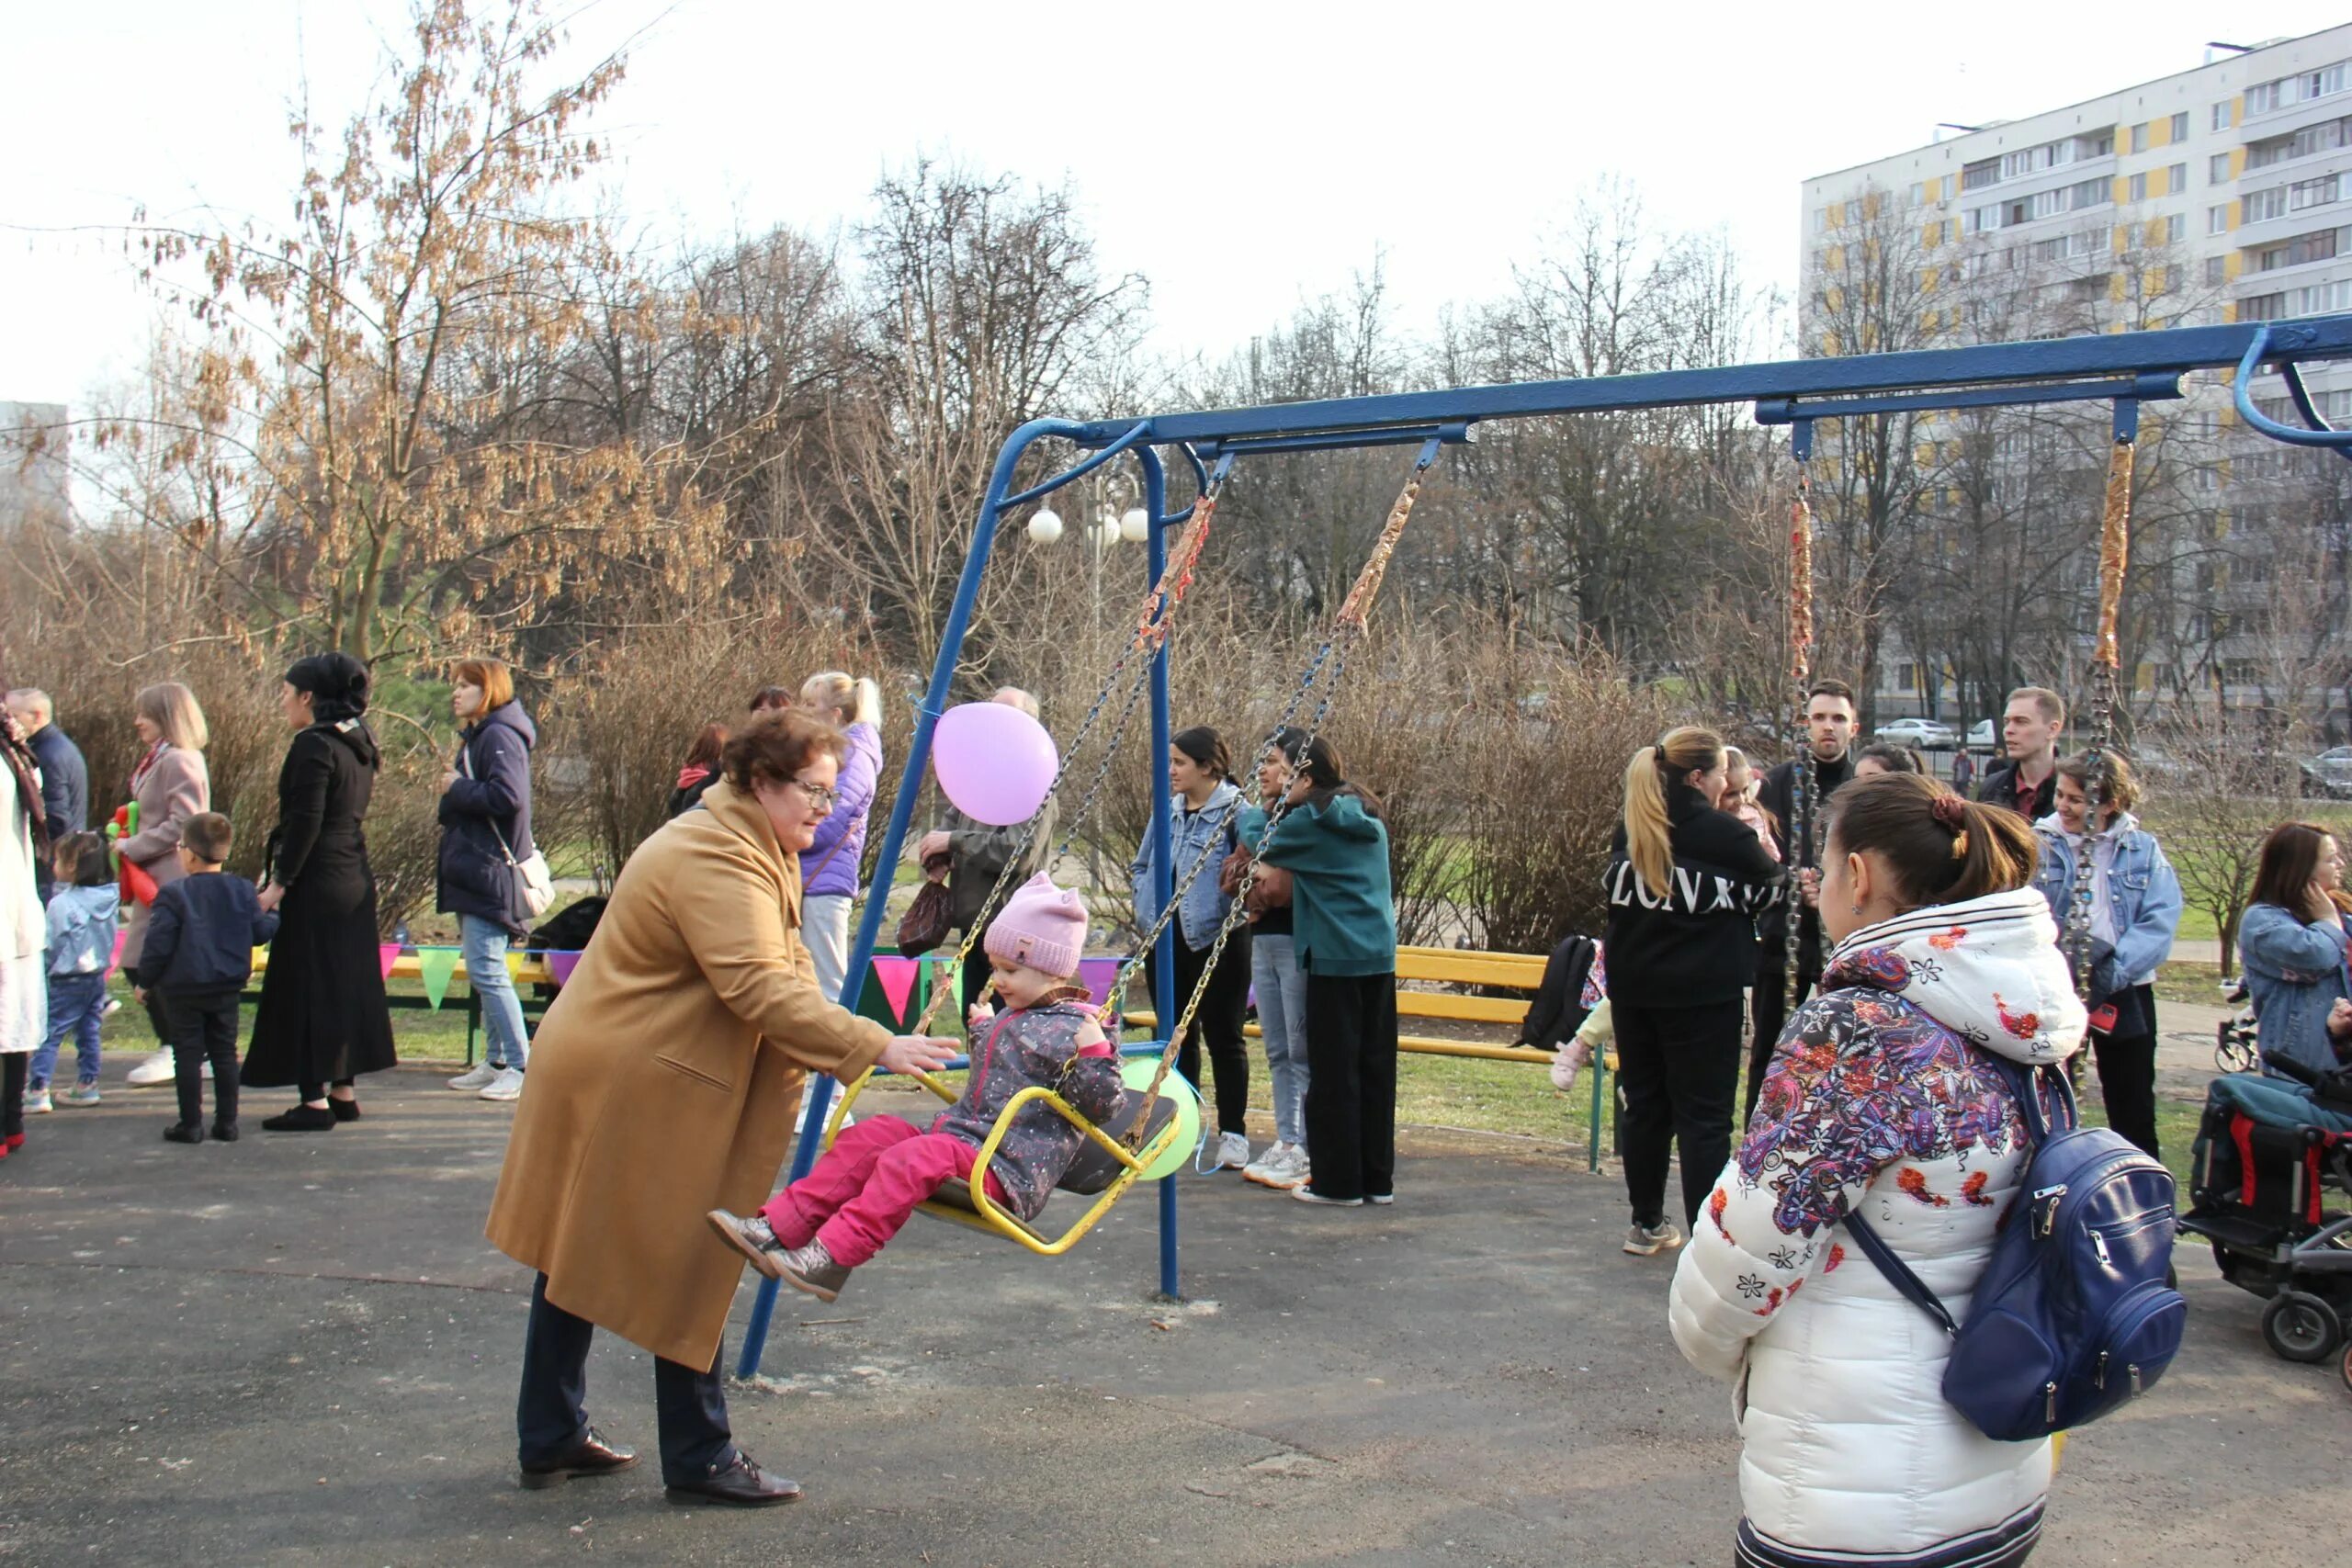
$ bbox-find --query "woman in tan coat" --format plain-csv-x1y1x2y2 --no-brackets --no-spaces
486,708,956,1507
117,682,211,1089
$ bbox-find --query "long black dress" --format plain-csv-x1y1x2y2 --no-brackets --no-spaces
243,720,398,1089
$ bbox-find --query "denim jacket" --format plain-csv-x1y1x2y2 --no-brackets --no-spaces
2030,812,2182,989
2236,900,2352,1077
1129,781,1244,951
45,884,121,976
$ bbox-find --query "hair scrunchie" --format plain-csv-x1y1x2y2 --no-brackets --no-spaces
1929,791,1971,858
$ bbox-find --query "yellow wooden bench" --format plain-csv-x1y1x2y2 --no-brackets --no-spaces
248,949,561,1064
1124,942,1616,1168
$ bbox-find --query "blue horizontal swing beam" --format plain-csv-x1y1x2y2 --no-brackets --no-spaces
1755,372,2183,425
1066,315,2352,450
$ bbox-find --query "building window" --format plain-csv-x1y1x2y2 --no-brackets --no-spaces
2209,203,2231,233
2247,79,2288,116
2129,172,2148,202
2289,174,2342,211
2245,185,2289,222
2131,122,2149,153
2211,152,2232,184
2205,254,2227,284
2167,162,2187,195
2212,101,2232,130
2170,111,2189,141
2239,291,2287,321
2167,212,2185,243
1962,157,2000,191
1908,181,1925,207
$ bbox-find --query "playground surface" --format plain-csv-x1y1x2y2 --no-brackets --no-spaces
1,1068,2338,1567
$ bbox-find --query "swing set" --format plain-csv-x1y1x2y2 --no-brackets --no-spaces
736,310,2352,1378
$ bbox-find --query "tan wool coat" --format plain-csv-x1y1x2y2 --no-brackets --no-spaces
117,744,209,969
484,781,892,1369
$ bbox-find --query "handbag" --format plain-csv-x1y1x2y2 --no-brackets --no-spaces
895,853,955,955
459,736,553,923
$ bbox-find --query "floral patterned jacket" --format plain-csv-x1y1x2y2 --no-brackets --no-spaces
1668,887,2085,1562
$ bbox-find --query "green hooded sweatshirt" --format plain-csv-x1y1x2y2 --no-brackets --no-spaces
1254,792,1397,977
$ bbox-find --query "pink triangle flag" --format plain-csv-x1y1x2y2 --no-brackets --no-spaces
872,956,920,1023
1077,956,1122,1009
379,943,401,979
548,951,581,987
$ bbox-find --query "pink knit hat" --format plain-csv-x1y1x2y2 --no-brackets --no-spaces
984,873,1087,980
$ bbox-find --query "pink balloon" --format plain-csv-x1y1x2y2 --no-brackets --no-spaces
933,701,1058,826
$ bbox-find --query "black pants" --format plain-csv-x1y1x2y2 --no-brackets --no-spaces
168,988,242,1128
2,1054,25,1140
960,953,991,1017
1301,971,1397,1201
516,1273,734,1486
141,987,174,1048
1148,930,1253,1136
1616,998,1746,1230
1746,969,1817,1126
2091,986,2161,1159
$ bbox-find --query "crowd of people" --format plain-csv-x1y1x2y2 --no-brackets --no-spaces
2,651,2343,1559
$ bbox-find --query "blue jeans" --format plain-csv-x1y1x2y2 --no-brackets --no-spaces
1252,932,1311,1146
33,971,107,1088
461,915,530,1069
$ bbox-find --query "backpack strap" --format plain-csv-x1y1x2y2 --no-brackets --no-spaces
1842,1212,1960,1338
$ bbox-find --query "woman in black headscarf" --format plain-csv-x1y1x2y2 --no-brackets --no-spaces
243,653,399,1130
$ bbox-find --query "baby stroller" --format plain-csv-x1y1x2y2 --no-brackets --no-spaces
2178,1052,2352,1387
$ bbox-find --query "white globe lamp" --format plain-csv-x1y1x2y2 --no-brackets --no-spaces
1120,507,1150,543
1026,508,1063,545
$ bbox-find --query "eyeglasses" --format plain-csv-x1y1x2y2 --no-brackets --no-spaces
788,777,837,813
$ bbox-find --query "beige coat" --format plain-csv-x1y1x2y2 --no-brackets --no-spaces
117,744,209,968
485,781,891,1369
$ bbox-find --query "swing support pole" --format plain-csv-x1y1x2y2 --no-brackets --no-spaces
1141,447,1184,1302
738,418,1178,1378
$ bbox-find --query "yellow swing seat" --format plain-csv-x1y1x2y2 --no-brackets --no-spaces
823,1066,1183,1258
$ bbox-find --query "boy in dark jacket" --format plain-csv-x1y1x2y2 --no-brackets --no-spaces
135,812,279,1143
706,874,1125,1299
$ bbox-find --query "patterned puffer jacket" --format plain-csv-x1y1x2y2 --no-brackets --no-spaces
931,998,1125,1221
1668,887,2086,1568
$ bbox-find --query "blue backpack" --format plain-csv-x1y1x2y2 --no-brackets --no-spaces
1844,1056,2187,1442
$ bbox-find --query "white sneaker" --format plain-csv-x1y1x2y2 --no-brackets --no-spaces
25,1088,52,1114
1240,1141,1290,1186
1245,1143,1309,1190
125,1048,176,1086
447,1062,500,1091
1623,1219,1686,1257
480,1066,526,1102
1214,1131,1250,1171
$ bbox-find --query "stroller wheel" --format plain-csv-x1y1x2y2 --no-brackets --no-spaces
2261,1290,2344,1363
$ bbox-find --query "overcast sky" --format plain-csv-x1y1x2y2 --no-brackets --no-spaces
2,2,2334,411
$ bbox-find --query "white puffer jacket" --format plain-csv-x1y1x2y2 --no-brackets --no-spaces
1669,889,2086,1562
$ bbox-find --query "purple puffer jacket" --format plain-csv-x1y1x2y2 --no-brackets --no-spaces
799,720,880,899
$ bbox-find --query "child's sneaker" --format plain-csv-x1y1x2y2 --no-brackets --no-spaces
24,1087,52,1114
1623,1219,1685,1256
61,1082,102,1107
706,1209,788,1280
775,1238,852,1303
1549,1039,1590,1093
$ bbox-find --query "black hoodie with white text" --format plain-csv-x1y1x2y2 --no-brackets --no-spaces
1601,782,1786,1009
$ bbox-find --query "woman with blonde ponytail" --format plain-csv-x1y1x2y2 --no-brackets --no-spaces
797,672,886,1004
1602,727,1784,1256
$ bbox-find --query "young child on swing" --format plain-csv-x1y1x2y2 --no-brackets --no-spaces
707,874,1126,1301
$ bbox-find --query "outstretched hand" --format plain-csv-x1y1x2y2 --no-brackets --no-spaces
877,1034,959,1078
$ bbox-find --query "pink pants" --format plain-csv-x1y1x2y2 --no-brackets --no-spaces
759,1114,1008,1268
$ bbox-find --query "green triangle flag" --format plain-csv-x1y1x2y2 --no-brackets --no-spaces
417,946,461,1010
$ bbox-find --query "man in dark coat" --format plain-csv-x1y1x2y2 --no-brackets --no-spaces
1975,684,2065,823
1748,678,1858,1122
6,690,85,897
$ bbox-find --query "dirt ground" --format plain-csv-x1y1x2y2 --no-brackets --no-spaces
1,1069,2342,1567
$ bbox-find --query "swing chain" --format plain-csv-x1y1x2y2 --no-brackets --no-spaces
1782,443,1817,1014
2065,432,2136,998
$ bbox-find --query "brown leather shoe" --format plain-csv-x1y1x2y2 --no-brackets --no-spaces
775,1238,852,1303
664,1451,803,1507
519,1427,639,1490
706,1209,787,1280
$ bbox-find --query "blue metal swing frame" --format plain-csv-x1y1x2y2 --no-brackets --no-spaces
735,310,2352,1377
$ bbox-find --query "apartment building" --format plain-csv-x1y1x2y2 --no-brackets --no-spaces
1797,24,2352,728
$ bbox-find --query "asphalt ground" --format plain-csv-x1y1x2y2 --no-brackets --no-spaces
2,1068,2342,1566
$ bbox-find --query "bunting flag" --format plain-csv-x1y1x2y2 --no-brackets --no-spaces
872,956,921,1024
417,946,462,1010
111,930,128,972
506,952,526,979
548,951,581,987
379,944,402,980
1076,956,1122,1009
